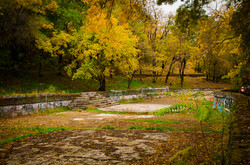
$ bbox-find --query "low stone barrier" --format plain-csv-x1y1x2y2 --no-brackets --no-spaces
101,87,219,101
0,88,221,118
213,90,236,111
0,93,80,117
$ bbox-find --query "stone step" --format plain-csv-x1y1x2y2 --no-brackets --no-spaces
81,92,96,97
76,96,89,99
70,92,118,109
73,102,88,105
74,99,89,103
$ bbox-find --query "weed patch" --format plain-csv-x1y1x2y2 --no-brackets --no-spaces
126,119,182,124
127,126,143,130
102,126,115,130
37,107,70,115
145,126,175,131
0,126,72,147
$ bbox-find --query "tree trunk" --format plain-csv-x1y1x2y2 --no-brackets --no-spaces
161,62,165,76
58,54,63,76
213,64,216,82
10,44,19,72
165,57,175,84
127,75,134,89
180,58,186,87
197,62,201,73
98,76,106,91
152,59,157,83
152,71,157,83
38,53,42,77
139,69,143,81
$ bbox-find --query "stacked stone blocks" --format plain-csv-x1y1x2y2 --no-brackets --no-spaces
71,92,118,109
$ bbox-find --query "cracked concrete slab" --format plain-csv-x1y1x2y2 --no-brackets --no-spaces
98,103,171,112
5,129,170,164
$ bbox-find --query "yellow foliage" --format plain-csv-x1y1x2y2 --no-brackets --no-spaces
45,0,58,12
15,0,58,14
41,23,54,30
67,2,140,81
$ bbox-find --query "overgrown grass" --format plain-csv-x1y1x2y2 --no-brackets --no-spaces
145,126,176,131
169,146,193,163
127,126,182,131
0,71,100,96
102,125,115,130
0,70,231,96
128,126,144,130
106,77,151,91
125,119,182,124
36,107,71,115
0,126,72,147
152,103,195,116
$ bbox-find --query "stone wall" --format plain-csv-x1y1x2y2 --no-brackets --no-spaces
0,88,220,118
101,87,218,101
213,90,236,111
0,93,80,106
0,93,80,117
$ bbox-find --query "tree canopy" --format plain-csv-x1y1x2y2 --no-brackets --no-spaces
0,0,248,91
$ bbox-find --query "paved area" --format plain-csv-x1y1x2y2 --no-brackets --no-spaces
5,129,171,164
98,103,171,112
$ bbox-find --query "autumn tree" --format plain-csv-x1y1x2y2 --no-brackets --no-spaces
113,0,151,87
66,1,139,91
229,0,250,88
197,6,242,84
157,0,207,87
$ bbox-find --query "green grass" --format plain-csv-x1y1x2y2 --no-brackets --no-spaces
37,107,71,115
128,126,144,129
106,77,151,91
145,126,176,131
152,103,195,116
102,125,115,129
0,126,72,147
126,119,182,124
0,134,34,147
126,125,220,133
0,71,100,96
127,126,181,131
0,69,230,96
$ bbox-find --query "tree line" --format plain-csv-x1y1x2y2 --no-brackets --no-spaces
0,0,248,91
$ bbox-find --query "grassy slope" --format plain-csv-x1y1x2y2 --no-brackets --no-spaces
0,70,231,96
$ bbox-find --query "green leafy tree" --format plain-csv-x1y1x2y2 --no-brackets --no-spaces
0,0,58,71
